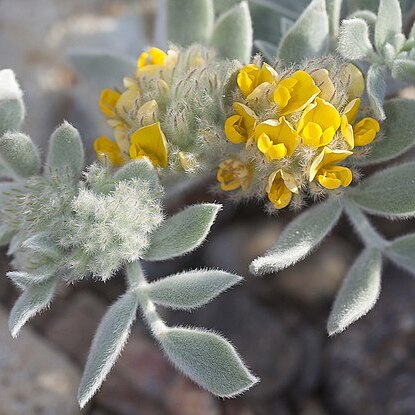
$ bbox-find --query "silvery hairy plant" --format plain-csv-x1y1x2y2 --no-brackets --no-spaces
0,68,258,407
70,0,415,344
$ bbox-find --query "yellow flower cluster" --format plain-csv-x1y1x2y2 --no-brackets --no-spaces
218,61,380,209
94,47,178,168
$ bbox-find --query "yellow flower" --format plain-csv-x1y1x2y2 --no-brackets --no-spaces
297,97,341,148
224,102,257,144
136,47,178,76
217,159,252,191
266,170,298,209
311,69,335,101
115,84,140,119
341,63,365,100
113,125,130,154
255,117,300,160
129,122,168,168
353,117,380,146
237,63,279,97
136,100,160,126
273,70,320,116
309,147,353,189
99,89,121,118
94,136,125,166
340,98,361,149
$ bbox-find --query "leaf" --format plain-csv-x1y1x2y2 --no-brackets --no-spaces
167,0,214,46
374,0,402,50
159,327,258,397
69,52,136,90
366,64,386,120
0,132,40,179
326,0,343,40
7,263,58,289
114,159,160,190
210,2,253,63
78,292,139,408
391,59,415,81
0,99,25,136
145,269,242,310
277,0,329,64
385,234,415,276
338,18,375,60
250,199,342,275
21,232,60,259
352,99,415,166
46,121,84,180
249,0,297,45
8,277,58,338
254,40,277,62
348,10,377,29
347,162,415,218
327,248,382,335
144,204,221,261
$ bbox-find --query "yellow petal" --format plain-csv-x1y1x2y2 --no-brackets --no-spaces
116,86,140,119
309,147,353,182
136,100,159,125
340,115,354,149
217,159,252,191
342,63,365,100
317,165,352,189
274,71,320,115
225,114,246,144
311,69,335,101
237,63,278,97
353,117,380,146
114,125,130,154
138,47,167,68
302,122,323,148
343,98,360,124
129,122,168,167
266,170,296,209
99,89,121,118
94,136,124,166
298,98,341,148
255,117,299,157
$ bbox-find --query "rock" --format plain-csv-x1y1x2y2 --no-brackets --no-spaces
298,397,328,415
323,264,415,415
44,290,107,364
0,306,81,415
165,377,222,415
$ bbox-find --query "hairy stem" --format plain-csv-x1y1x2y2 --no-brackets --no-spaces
125,261,167,337
343,199,388,250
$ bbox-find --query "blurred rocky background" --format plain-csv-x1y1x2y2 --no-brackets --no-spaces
1,0,415,414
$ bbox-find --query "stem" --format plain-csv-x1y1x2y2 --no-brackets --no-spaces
343,199,388,250
125,261,168,338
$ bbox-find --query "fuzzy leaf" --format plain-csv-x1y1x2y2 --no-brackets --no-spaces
21,232,60,259
277,0,329,64
7,264,58,289
366,64,386,120
353,99,415,166
391,59,415,81
145,270,242,310
78,292,139,408
69,52,136,90
9,277,58,337
167,0,214,46
0,132,40,178
327,248,382,335
338,18,374,60
249,0,297,45
210,2,253,63
46,122,84,180
159,327,258,396
374,0,402,50
144,204,221,261
0,99,25,136
254,40,277,62
250,199,342,275
385,234,415,276
114,159,159,189
326,0,343,40
348,9,377,28
348,162,415,218
0,69,25,135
